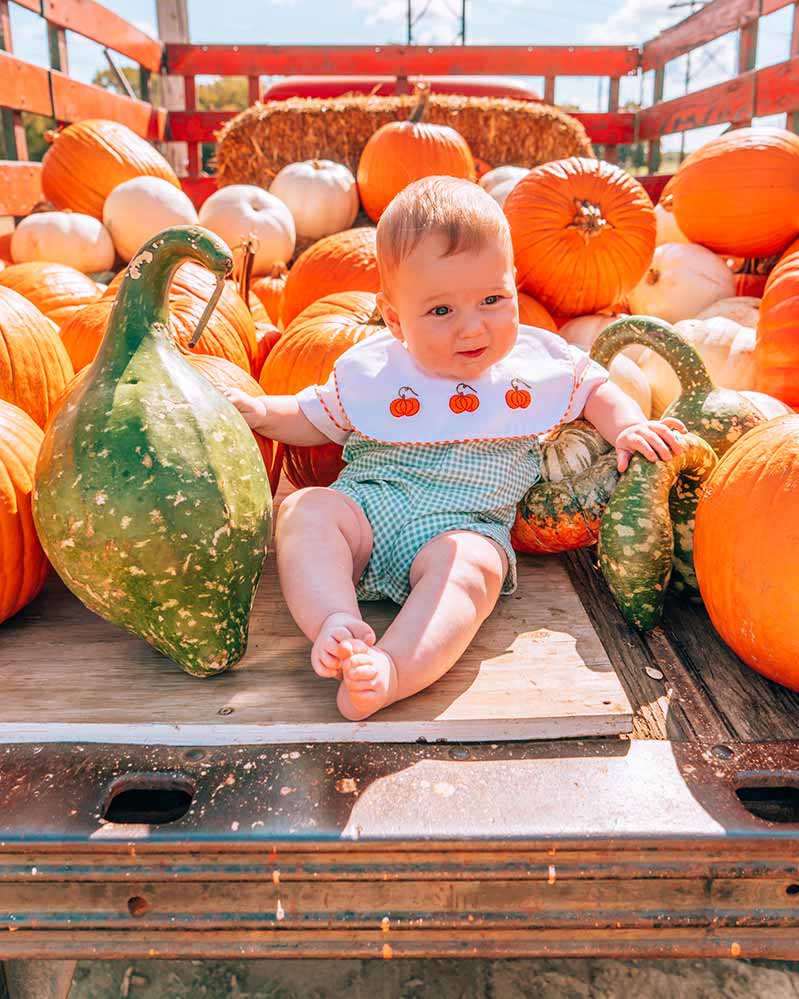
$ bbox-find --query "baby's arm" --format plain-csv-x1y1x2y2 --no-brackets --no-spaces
221,387,330,446
582,380,686,473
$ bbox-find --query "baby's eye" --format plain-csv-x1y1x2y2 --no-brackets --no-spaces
429,305,451,317
483,295,501,305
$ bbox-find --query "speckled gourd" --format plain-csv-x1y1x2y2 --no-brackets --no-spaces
598,432,717,630
32,226,272,676
590,315,764,457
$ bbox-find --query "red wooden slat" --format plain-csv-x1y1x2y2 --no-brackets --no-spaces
637,72,756,138
572,112,635,145
180,174,217,209
0,50,52,115
8,0,40,12
168,110,233,142
0,161,43,215
643,0,757,71
762,0,794,15
165,44,640,79
638,174,672,204
50,71,167,138
755,57,799,116
43,0,162,72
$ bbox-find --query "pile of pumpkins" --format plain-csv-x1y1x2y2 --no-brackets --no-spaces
1,107,798,690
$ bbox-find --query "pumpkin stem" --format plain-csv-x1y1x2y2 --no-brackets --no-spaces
590,316,715,395
456,382,476,394
189,276,227,348
567,199,611,243
235,234,258,309
368,306,386,326
399,385,418,398
409,82,430,123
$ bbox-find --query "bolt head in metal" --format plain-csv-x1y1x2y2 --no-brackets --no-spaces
449,747,471,760
184,749,206,761
711,744,734,759
218,707,234,716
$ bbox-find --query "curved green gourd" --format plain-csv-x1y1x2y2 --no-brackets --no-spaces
598,432,717,630
590,315,764,457
33,226,272,676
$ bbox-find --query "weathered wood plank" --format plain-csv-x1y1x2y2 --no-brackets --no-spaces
43,0,162,72
638,72,756,139
643,0,757,71
0,161,43,216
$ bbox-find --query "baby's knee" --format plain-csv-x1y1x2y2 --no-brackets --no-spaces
275,486,330,531
415,533,506,604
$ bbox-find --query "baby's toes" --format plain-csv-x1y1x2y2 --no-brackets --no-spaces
349,621,376,646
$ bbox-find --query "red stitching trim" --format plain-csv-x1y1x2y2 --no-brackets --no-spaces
315,383,351,433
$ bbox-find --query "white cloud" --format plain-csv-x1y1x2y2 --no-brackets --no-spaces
354,0,463,45
586,0,682,45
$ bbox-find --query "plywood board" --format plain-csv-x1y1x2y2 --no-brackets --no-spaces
0,486,632,744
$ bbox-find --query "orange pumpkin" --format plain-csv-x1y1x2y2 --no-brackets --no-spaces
473,156,493,181
517,293,557,332
59,299,114,372
505,157,656,317
756,236,799,405
505,379,532,409
666,127,799,258
186,353,283,496
259,292,384,487
251,321,281,382
42,119,181,220
0,286,73,428
0,399,48,623
694,415,799,690
250,263,288,327
449,383,480,413
105,263,257,374
0,262,103,328
0,233,13,265
280,228,380,329
356,86,476,222
389,387,420,417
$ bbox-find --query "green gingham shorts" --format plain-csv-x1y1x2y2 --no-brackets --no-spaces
330,432,542,605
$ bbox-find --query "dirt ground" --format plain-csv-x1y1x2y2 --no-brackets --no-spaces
68,957,799,998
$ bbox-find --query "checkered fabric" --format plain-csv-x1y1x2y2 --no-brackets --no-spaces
331,433,542,605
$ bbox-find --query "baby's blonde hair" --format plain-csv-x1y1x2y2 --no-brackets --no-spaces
376,176,513,291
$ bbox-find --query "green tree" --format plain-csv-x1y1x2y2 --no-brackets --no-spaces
197,77,248,111
91,66,144,100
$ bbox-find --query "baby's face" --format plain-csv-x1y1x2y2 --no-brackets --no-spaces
377,232,519,381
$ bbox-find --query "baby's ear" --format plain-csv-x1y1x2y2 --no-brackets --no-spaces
375,291,403,341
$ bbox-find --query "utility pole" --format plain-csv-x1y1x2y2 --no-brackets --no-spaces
407,0,412,44
461,0,467,44
668,0,707,161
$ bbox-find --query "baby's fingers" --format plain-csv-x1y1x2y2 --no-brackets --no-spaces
662,417,688,434
649,423,685,456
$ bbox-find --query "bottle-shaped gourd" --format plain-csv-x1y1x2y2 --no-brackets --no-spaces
33,226,272,676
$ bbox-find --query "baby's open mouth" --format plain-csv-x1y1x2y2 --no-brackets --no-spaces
458,347,487,358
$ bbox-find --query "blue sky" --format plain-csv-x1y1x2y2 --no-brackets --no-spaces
7,0,795,152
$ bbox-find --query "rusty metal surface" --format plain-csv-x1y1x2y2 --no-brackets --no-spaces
2,740,799,959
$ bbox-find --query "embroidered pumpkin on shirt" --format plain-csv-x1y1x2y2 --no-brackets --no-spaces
449,383,480,413
506,378,532,409
389,385,420,417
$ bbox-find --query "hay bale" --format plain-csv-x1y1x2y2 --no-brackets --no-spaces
214,93,593,190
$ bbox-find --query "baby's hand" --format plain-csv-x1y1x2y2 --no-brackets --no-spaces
615,418,687,473
220,386,268,430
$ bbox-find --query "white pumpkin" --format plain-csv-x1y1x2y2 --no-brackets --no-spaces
627,242,735,325
478,165,528,194
269,159,358,241
694,295,760,328
739,390,793,420
559,313,619,352
654,202,689,246
608,353,651,418
636,316,756,417
103,176,198,262
11,211,115,273
487,177,524,208
199,184,295,276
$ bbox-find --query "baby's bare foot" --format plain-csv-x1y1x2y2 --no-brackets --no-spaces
336,640,399,720
310,613,375,679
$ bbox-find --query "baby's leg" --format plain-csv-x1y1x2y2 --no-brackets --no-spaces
336,531,507,720
276,487,375,678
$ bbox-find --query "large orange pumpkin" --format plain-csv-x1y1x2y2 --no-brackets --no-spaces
665,127,799,258
0,399,48,623
259,292,384,487
0,286,74,428
0,261,103,328
251,321,281,382
250,263,288,327
105,263,257,374
756,237,799,405
186,353,283,496
694,415,799,690
356,87,476,222
504,157,656,317
517,293,557,332
41,119,181,220
280,227,380,328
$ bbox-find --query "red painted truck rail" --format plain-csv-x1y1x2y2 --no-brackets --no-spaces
0,0,797,215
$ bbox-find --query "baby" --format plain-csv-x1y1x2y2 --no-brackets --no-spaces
224,176,685,721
